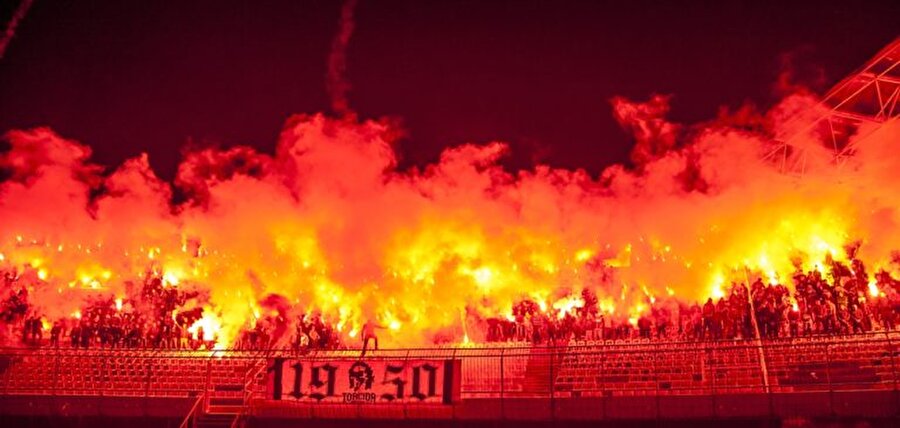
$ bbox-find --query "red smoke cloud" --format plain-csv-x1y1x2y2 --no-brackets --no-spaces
611,94,680,167
1,67,899,348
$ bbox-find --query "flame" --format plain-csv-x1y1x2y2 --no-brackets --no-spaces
471,266,493,288
0,42,899,349
575,248,594,262
710,272,726,300
188,309,222,344
868,279,880,298
162,271,180,287
599,298,616,315
552,295,585,319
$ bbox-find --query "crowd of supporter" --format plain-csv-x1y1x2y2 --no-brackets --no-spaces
3,253,900,351
483,255,900,344
229,312,341,353
1,271,219,350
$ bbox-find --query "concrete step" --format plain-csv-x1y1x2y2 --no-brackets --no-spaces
206,405,243,414
196,412,236,428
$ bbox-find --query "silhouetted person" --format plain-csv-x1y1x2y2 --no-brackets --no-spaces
360,320,384,357
70,324,81,348
702,298,716,340
49,321,61,347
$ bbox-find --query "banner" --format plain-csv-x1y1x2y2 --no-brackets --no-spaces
266,358,461,404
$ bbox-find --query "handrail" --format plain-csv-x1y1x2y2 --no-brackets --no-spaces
2,334,896,358
178,392,205,428
229,355,268,428
1,332,898,402
1,330,898,354
886,331,899,392
229,413,242,428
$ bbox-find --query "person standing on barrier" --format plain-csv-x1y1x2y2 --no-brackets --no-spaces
360,320,383,357
21,315,32,345
70,322,81,348
788,304,800,337
50,320,62,347
515,310,526,341
701,298,715,340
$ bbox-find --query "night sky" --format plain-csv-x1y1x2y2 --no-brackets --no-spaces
0,0,897,179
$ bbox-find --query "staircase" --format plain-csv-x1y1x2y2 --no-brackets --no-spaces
194,412,236,428
180,357,268,428
179,384,243,428
520,348,562,396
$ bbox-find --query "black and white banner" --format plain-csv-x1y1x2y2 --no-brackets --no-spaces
266,358,461,404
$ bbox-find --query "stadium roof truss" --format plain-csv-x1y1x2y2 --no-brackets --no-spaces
766,37,900,175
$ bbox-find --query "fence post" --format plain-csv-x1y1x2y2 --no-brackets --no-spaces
500,347,505,420
710,343,717,419
765,341,774,419
451,347,458,421
825,342,834,416
52,349,60,396
885,333,899,416
0,350,9,392
100,353,107,399
600,346,607,420
654,342,660,420
549,345,556,422
403,349,410,420
206,354,213,412
144,357,152,398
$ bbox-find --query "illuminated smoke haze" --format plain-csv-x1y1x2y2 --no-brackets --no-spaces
1,3,898,347
1,82,898,347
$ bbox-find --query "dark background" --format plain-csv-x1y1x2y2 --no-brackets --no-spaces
0,0,897,179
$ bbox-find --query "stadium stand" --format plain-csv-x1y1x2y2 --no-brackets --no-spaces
552,333,899,397
2,334,899,400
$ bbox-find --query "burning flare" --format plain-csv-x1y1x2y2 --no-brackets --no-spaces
1,86,899,348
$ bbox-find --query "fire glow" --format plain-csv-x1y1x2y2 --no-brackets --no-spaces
1,63,899,348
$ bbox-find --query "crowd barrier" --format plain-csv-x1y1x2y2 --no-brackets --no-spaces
1,333,899,420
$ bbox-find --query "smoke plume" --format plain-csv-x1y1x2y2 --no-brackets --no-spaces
326,0,359,118
0,0,34,60
1,85,898,346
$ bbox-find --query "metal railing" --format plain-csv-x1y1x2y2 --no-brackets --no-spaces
178,392,206,428
1,332,898,402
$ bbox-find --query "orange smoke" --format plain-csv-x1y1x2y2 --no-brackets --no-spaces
1,89,899,347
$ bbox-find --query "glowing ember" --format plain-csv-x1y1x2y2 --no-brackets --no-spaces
868,279,880,298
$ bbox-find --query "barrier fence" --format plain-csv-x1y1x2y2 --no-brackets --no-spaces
1,333,899,418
